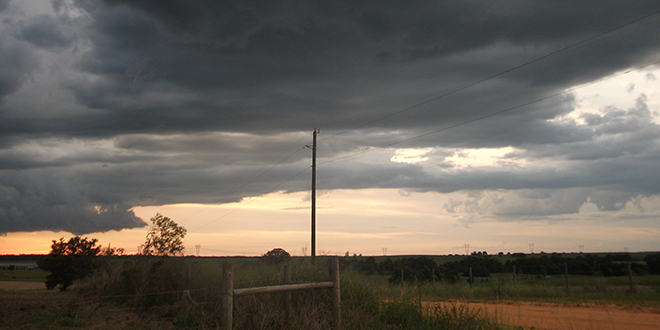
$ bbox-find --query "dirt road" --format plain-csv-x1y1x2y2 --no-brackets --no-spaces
428,300,660,330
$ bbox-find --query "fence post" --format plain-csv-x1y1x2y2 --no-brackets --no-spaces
512,265,516,285
628,262,635,292
328,258,341,330
564,262,569,292
469,267,473,289
283,263,292,323
222,263,234,330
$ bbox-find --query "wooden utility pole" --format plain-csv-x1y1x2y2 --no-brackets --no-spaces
311,129,318,262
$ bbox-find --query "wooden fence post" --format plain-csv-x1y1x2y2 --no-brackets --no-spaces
283,263,292,323
512,265,516,285
328,258,341,330
564,262,569,292
222,263,234,330
628,262,635,292
469,267,473,289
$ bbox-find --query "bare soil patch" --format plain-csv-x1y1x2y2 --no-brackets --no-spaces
427,300,660,330
0,281,45,291
0,289,176,330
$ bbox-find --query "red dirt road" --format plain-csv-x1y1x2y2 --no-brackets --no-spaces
428,300,660,330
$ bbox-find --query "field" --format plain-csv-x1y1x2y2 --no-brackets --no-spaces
1,254,660,329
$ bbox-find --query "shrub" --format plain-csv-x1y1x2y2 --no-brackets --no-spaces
261,248,291,264
37,236,102,291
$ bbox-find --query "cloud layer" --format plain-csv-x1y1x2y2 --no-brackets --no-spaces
1,0,659,234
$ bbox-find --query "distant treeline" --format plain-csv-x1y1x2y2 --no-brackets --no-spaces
340,252,660,284
0,254,45,262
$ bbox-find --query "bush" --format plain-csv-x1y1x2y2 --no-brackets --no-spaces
261,248,291,264
37,236,102,291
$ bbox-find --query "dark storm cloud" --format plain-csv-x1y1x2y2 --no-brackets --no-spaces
36,0,656,137
1,0,660,234
0,35,40,100
0,169,145,235
0,0,9,12
17,14,74,49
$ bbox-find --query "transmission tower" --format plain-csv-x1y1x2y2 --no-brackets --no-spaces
464,244,470,255
195,245,201,256
579,245,584,253
382,247,388,256
529,243,535,254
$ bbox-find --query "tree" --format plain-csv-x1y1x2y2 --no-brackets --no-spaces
141,213,187,256
37,236,101,291
261,248,291,264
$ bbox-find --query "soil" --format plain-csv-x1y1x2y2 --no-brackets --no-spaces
0,282,175,330
3,280,660,329
0,281,45,291
427,300,660,330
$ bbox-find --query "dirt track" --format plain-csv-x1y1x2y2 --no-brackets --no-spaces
428,300,660,330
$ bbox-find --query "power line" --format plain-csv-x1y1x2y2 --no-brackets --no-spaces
180,10,660,230
178,132,311,224
190,165,311,233
318,9,660,143
319,59,660,166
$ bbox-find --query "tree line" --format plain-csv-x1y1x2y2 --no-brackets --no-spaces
37,213,186,291
341,252,660,284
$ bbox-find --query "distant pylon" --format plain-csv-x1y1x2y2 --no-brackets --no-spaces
195,245,201,256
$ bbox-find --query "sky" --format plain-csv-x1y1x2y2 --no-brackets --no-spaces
1,0,660,256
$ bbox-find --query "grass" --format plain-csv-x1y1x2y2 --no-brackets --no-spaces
72,256,515,329
387,273,660,308
0,269,48,282
11,255,660,328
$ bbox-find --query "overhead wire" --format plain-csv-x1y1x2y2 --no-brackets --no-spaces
318,9,660,143
190,165,311,233
186,9,660,225
178,131,311,224
319,58,660,166
181,10,660,253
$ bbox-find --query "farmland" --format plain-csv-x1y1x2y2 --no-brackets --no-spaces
1,252,660,329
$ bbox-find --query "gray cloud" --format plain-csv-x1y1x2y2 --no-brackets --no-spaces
0,169,145,235
0,34,40,100
0,0,9,12
16,14,75,49
1,0,660,234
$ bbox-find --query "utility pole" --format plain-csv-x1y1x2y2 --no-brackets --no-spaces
311,128,319,262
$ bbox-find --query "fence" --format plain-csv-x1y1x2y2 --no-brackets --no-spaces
221,258,341,330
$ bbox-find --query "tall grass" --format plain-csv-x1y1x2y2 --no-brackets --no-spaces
407,274,660,307
77,256,510,329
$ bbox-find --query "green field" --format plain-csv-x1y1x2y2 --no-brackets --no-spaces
2,253,659,329
0,263,47,282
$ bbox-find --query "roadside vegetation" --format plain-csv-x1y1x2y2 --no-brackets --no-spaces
3,251,660,329
2,217,659,329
